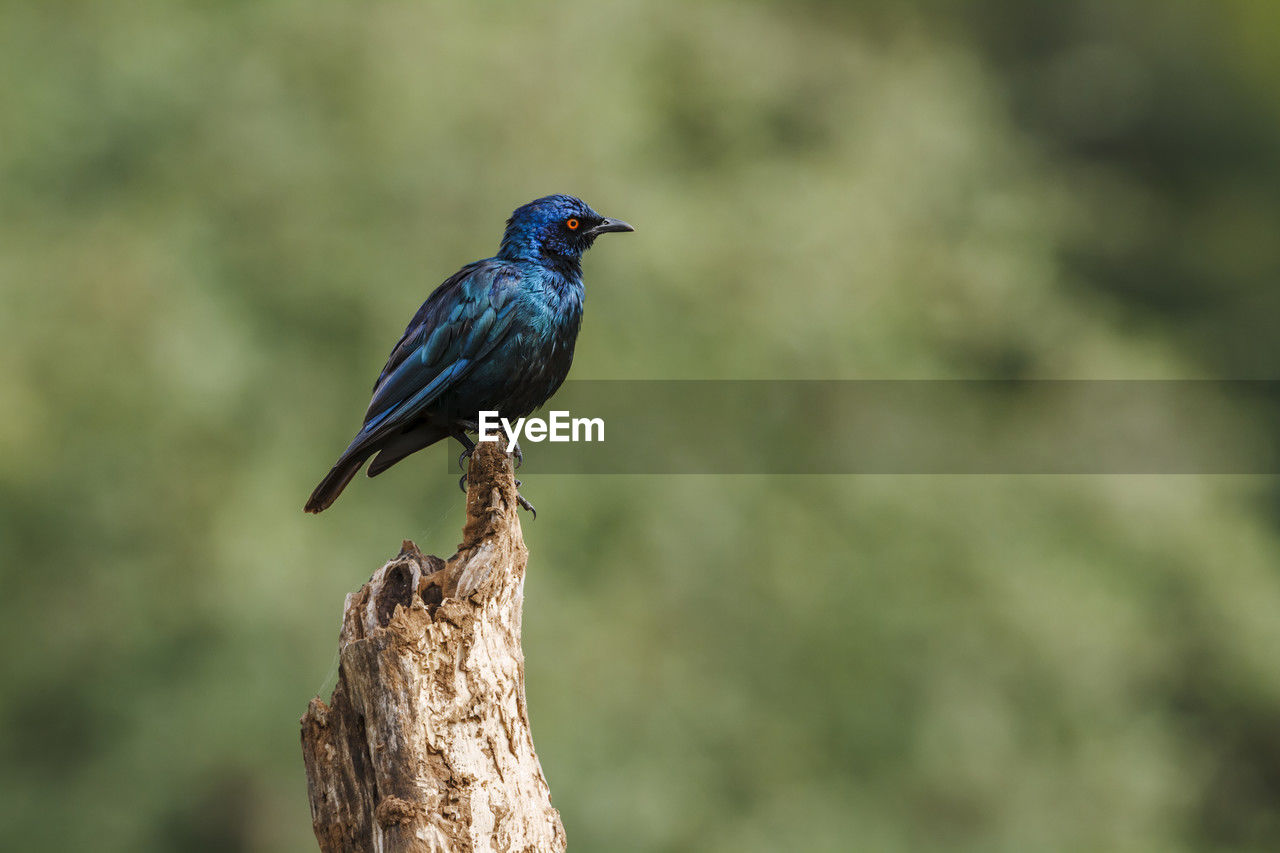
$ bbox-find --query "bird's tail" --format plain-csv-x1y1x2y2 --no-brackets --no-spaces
304,446,375,514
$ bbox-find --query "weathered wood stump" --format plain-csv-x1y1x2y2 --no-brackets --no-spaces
301,441,566,852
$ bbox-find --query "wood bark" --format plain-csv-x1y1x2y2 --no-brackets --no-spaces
301,441,566,853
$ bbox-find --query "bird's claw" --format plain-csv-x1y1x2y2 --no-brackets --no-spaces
457,437,531,515
512,478,536,518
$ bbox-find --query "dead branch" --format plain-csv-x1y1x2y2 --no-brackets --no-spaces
301,441,565,852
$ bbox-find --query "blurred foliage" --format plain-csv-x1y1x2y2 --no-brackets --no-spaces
2,1,1280,850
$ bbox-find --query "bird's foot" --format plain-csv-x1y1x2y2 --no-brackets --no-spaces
455,427,531,514
453,424,478,446
514,479,536,519
454,424,479,490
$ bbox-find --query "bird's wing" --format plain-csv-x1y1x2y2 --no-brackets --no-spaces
357,260,521,439
370,261,483,397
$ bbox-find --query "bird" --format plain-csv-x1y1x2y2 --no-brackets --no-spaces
304,194,633,514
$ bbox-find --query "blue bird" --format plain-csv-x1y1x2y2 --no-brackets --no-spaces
305,195,633,514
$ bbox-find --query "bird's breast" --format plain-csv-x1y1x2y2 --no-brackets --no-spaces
458,278,583,419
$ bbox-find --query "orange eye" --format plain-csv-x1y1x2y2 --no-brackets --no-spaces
566,218,579,230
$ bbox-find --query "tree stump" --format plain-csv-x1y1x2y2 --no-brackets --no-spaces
300,441,566,852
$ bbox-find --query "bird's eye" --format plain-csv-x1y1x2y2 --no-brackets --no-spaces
565,218,579,231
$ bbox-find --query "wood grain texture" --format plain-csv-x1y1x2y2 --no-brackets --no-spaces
301,441,565,852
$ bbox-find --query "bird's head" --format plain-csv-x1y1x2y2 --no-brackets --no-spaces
498,194,633,266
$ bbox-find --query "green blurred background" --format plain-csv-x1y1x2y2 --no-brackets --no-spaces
4,1,1280,850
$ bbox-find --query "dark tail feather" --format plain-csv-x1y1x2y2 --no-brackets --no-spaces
366,424,450,478
305,448,375,513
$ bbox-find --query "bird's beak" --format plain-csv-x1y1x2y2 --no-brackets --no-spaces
586,217,634,237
